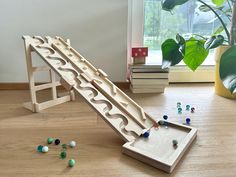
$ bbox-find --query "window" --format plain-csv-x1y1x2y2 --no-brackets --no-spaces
143,0,219,65
128,0,215,82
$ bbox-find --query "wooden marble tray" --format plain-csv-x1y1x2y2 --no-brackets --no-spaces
122,121,197,173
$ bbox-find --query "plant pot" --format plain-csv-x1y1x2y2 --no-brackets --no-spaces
215,45,236,99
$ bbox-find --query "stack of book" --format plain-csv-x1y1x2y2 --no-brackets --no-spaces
129,64,169,93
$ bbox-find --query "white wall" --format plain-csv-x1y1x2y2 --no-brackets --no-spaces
0,0,128,82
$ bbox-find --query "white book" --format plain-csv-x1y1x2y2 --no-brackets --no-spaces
131,78,169,85
132,68,169,73
130,64,162,69
131,72,169,79
131,84,166,89
130,85,165,93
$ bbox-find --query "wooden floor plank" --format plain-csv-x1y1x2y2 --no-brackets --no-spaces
0,84,236,177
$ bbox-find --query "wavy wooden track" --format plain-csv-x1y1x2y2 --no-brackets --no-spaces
23,36,144,142
50,36,155,129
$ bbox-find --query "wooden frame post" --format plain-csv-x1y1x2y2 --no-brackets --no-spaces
22,36,74,113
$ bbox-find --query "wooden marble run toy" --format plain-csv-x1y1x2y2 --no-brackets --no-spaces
23,36,197,173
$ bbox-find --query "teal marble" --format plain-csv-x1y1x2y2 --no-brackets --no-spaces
172,139,178,146
37,145,43,152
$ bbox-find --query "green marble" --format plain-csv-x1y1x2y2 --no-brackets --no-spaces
62,144,67,150
47,137,54,144
68,159,75,167
60,151,67,159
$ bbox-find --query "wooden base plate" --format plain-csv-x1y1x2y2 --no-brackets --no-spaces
122,121,197,173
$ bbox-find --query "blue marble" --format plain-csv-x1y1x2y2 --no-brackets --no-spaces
163,115,168,120
186,118,191,125
143,131,150,138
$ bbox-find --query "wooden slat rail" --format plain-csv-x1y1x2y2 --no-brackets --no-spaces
51,37,154,129
23,35,143,142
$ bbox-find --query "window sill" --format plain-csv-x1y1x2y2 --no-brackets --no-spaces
145,54,215,83
169,65,215,83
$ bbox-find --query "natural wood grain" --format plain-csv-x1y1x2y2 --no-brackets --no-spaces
22,36,74,113
123,122,197,173
23,35,144,142
0,84,236,177
20,35,196,172
0,82,130,90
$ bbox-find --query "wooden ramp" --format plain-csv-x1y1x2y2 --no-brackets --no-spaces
23,36,197,173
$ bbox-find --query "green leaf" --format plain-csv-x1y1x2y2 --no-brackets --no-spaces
233,31,236,44
161,39,183,69
224,8,232,16
213,26,224,35
161,0,190,11
204,35,224,50
199,5,211,12
233,23,236,44
183,38,209,71
212,0,225,6
161,0,176,11
220,46,236,93
204,36,216,50
176,33,185,45
199,4,224,12
176,34,185,54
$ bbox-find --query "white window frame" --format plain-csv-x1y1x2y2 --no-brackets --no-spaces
127,0,215,83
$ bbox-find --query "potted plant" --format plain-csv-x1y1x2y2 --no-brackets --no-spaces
161,0,236,99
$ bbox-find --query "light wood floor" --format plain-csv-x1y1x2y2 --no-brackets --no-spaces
0,84,236,177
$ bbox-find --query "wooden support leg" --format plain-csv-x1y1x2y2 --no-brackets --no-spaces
22,36,74,113
23,38,37,112
50,69,57,100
